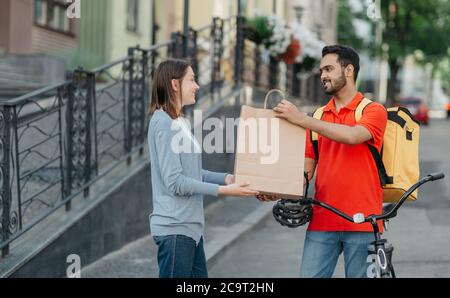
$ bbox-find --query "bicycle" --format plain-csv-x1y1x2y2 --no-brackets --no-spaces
273,172,445,278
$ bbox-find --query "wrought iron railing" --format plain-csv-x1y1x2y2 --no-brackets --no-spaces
0,15,324,259
0,15,246,258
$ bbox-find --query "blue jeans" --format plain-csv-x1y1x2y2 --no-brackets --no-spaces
153,235,208,278
300,231,375,278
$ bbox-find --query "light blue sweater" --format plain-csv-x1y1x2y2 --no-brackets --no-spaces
148,110,227,243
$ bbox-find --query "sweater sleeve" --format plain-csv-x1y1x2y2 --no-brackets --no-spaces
202,170,228,185
154,122,220,197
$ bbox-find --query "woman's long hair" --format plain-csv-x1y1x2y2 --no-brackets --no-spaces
148,59,191,119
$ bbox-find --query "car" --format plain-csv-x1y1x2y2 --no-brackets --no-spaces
396,97,429,125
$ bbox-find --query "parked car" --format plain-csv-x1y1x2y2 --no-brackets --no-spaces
396,97,429,125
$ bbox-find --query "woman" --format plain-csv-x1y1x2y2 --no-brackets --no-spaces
147,59,258,278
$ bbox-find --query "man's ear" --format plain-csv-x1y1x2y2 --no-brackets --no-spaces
345,65,354,79
171,79,179,92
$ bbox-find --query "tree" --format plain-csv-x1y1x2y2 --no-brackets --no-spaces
380,0,450,106
337,0,366,50
438,57,450,97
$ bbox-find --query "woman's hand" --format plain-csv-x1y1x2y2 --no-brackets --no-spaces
219,182,259,197
224,174,235,185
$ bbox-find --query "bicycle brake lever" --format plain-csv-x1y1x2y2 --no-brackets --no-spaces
383,219,389,232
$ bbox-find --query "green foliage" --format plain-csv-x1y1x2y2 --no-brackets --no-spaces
301,57,317,72
243,16,273,45
337,0,366,51
338,0,450,63
381,0,450,63
377,0,450,103
438,58,450,96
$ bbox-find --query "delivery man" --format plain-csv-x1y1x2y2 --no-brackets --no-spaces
257,45,387,278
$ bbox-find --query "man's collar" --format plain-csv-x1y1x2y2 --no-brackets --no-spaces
323,92,364,112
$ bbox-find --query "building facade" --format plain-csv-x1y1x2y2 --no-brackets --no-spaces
0,0,80,56
0,0,153,69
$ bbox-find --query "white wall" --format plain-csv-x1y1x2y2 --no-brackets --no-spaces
108,0,152,62
285,0,337,44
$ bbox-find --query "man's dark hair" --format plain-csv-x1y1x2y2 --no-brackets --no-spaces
322,45,360,82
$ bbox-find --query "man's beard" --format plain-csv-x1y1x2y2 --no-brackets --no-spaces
323,72,347,95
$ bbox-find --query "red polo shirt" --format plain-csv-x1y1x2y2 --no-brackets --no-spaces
305,92,387,232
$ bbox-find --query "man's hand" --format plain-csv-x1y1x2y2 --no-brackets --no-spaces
255,194,279,202
273,100,308,126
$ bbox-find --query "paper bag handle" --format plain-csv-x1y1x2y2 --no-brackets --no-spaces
264,89,285,109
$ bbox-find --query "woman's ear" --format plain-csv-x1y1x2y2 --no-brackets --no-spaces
171,79,179,92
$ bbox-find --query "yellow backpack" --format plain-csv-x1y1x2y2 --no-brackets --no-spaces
311,98,420,203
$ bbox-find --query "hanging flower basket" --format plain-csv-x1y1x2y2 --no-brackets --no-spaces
243,12,325,70
278,39,301,65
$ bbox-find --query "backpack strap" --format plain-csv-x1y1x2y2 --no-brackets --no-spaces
311,97,370,161
310,107,325,161
355,98,390,186
355,97,373,122
368,145,390,186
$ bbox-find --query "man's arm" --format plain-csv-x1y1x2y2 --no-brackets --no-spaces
274,100,372,145
300,116,372,145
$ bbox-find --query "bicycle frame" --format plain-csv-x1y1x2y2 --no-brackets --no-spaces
299,172,445,278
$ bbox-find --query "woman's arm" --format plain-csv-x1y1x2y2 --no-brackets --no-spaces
201,170,228,185
155,126,220,197
154,124,257,198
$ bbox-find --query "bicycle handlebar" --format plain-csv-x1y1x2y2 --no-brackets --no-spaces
428,172,445,181
301,173,445,225
374,172,445,222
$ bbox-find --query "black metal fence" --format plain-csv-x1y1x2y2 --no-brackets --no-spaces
0,15,326,258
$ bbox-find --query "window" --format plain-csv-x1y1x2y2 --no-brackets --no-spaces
34,0,72,35
34,0,47,26
127,0,139,33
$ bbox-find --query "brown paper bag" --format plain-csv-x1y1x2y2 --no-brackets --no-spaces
234,89,306,200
